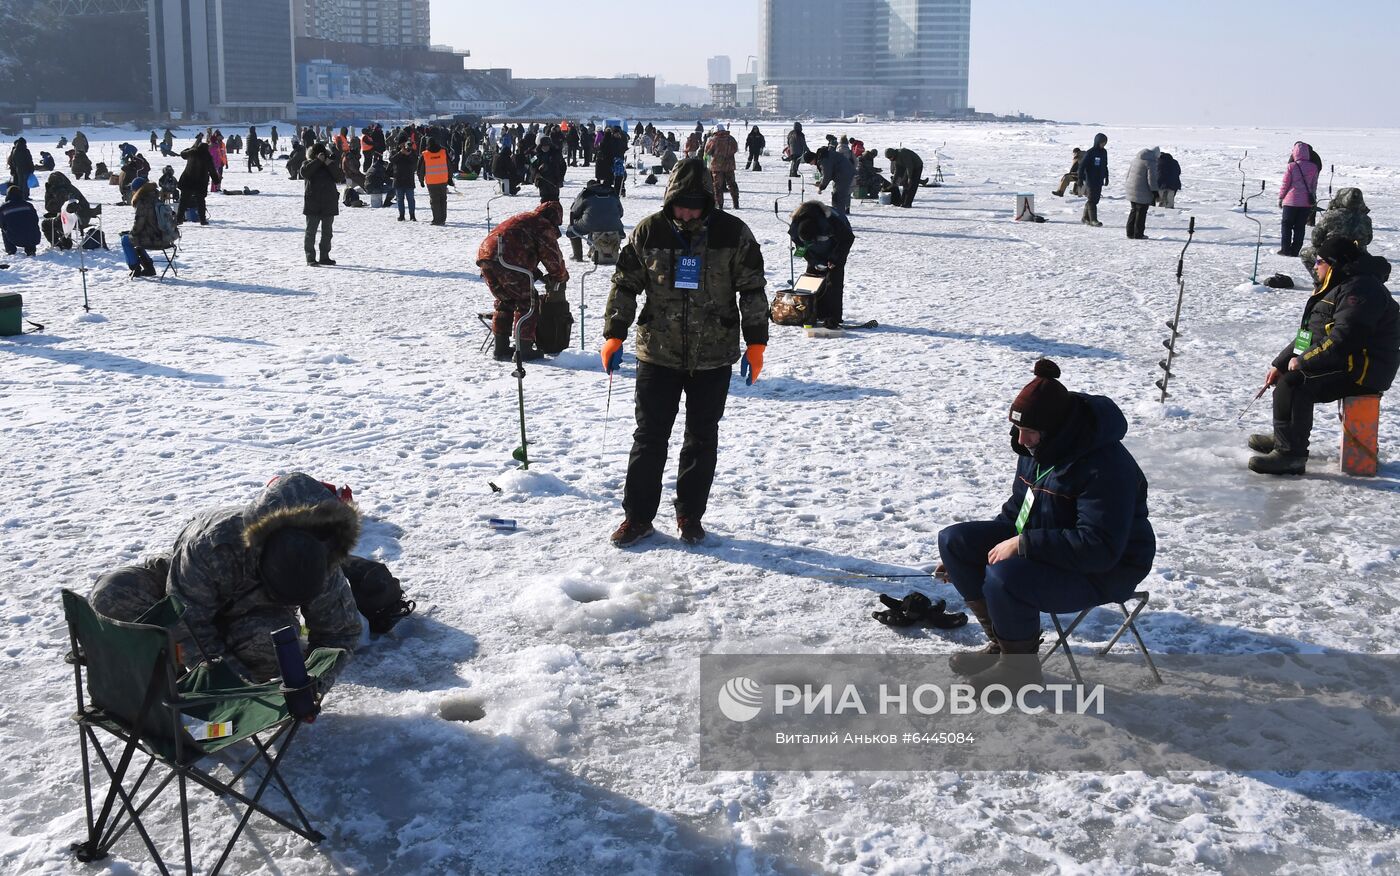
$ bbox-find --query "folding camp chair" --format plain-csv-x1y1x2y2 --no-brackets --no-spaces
1041,591,1162,686
61,590,346,875
156,243,178,281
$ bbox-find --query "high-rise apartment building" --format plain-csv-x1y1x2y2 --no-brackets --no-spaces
707,55,732,86
148,0,297,120
759,0,969,116
294,0,430,47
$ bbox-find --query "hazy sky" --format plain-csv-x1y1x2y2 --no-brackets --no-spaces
436,1,1400,127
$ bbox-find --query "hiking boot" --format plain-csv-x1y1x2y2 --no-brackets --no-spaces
968,636,1044,696
492,333,513,361
610,519,654,548
677,516,706,545
949,599,1001,676
1247,433,1275,454
1249,450,1307,475
570,237,585,261
318,255,336,265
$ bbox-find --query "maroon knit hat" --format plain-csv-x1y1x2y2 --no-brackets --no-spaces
1009,359,1073,432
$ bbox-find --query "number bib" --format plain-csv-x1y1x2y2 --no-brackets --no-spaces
675,255,701,290
1293,328,1312,356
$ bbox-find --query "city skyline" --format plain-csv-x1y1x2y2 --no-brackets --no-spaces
439,0,1400,126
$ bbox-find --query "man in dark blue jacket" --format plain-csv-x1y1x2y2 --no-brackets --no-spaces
936,359,1156,690
1248,237,1398,474
1077,132,1109,226
790,200,854,329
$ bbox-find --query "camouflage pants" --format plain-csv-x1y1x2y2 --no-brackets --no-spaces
712,169,738,208
480,262,538,342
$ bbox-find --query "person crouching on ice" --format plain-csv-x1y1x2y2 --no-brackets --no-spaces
935,359,1156,691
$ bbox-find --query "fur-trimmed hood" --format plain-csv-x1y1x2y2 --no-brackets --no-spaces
242,472,361,567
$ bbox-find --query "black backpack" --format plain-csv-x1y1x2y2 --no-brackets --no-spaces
534,285,574,355
341,556,415,634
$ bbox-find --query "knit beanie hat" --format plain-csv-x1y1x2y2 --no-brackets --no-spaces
1009,359,1073,432
260,528,330,606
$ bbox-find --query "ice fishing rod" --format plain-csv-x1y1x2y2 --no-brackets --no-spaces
1157,216,1195,403
1237,384,1267,422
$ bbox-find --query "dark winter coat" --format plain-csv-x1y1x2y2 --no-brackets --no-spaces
1274,254,1399,392
301,154,344,217
603,158,769,372
1157,153,1181,192
817,148,855,191
389,149,419,188
995,394,1156,594
567,180,624,238
0,186,40,251
43,172,98,226
1078,133,1109,187
886,148,924,187
7,138,34,182
746,127,766,154
786,124,807,160
178,143,215,191
789,200,853,269
532,143,567,189
365,159,390,194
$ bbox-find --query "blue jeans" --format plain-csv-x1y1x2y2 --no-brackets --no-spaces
396,186,416,219
1280,205,1309,255
937,520,1134,640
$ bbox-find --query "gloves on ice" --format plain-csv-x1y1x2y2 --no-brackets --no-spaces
741,344,765,385
601,337,624,373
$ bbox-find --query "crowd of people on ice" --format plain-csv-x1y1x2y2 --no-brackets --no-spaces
5,118,1396,710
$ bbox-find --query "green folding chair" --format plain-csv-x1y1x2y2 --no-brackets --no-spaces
61,589,347,875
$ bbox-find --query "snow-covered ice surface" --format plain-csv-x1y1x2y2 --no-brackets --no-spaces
2,122,1399,874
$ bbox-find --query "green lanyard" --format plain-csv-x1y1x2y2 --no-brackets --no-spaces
1014,464,1056,534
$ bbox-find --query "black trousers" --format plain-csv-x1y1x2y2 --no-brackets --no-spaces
1127,202,1149,238
428,183,448,224
1272,370,1368,455
746,148,762,170
1281,206,1309,255
304,214,333,258
624,361,732,524
811,263,845,325
537,179,560,203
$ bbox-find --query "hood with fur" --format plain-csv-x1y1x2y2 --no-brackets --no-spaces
242,472,361,568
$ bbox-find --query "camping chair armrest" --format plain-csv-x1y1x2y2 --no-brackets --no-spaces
169,682,284,709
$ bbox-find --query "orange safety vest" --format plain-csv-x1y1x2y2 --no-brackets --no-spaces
422,149,449,185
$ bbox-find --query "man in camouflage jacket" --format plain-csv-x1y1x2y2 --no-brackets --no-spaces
90,473,364,684
703,124,740,210
600,158,769,547
476,200,570,360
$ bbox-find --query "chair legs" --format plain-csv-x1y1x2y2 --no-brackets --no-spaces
72,719,323,875
1041,592,1160,685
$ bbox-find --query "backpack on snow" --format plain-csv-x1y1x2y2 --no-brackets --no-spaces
153,201,181,248
534,284,574,355
42,216,72,249
341,556,415,634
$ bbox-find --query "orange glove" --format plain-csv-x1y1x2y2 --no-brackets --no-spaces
601,337,624,373
741,344,765,385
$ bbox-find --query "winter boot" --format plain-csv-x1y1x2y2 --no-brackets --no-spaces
1089,204,1102,227
611,519,655,548
1248,450,1307,475
1080,204,1092,225
570,237,585,262
949,599,1001,676
492,332,514,361
967,635,1043,696
677,516,706,545
1247,433,1275,454
517,341,545,361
